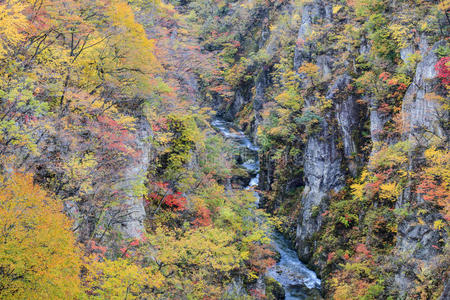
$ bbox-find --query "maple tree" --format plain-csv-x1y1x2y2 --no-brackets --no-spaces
331,243,384,300
417,146,450,221
435,57,450,87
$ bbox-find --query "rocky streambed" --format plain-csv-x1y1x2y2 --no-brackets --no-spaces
212,119,321,299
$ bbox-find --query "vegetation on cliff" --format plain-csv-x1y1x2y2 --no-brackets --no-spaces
0,0,448,299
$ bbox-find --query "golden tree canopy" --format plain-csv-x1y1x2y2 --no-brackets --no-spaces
0,172,81,299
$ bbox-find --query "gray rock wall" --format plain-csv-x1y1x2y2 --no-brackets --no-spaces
109,117,151,240
402,39,447,141
394,39,448,298
294,0,346,262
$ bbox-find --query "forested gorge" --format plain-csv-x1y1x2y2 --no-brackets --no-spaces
0,0,448,299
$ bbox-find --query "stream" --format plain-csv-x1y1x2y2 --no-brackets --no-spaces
211,119,321,299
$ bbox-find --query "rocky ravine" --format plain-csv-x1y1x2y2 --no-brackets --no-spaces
209,0,448,297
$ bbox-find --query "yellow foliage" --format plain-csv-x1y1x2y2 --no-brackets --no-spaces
351,169,369,201
333,5,343,14
352,181,366,202
0,0,28,59
116,115,137,130
420,146,450,220
152,226,242,273
438,0,450,11
369,141,410,170
389,24,412,49
83,257,164,299
433,219,445,230
108,1,160,75
63,153,98,195
0,172,81,299
379,182,401,201
423,147,450,184
298,62,320,80
74,0,163,97
144,226,243,298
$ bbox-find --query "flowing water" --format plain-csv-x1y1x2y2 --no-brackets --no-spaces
211,119,321,299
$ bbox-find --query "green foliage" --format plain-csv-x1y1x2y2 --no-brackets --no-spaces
365,14,398,61
198,134,233,178
295,109,323,136
155,114,202,179
353,0,386,18
145,183,274,298
434,45,450,58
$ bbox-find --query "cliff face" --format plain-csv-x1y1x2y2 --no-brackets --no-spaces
296,119,343,261
59,116,151,242
402,39,447,141
293,1,342,262
393,39,448,298
109,117,151,240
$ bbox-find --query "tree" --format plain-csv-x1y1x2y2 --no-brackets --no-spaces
0,172,81,299
82,256,164,299
0,0,28,60
417,147,450,221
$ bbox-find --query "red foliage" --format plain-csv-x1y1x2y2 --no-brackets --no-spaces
151,118,169,132
379,72,391,81
248,244,276,274
231,40,241,48
148,192,162,201
96,115,139,158
87,240,107,256
249,289,266,299
147,182,188,212
327,251,336,263
417,175,450,221
120,247,130,258
321,210,329,217
398,83,407,91
140,234,147,242
355,243,372,258
387,79,397,86
192,206,212,227
164,192,187,211
417,176,439,201
152,124,161,132
129,239,140,247
435,57,450,86
377,102,391,115
155,181,169,189
208,84,233,97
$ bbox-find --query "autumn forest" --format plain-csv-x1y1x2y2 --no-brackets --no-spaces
0,0,449,299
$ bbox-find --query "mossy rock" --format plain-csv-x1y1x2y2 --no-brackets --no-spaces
306,288,323,300
231,166,250,178
264,277,285,300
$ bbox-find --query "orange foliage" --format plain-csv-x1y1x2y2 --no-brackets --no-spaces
248,244,276,274
193,206,212,227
